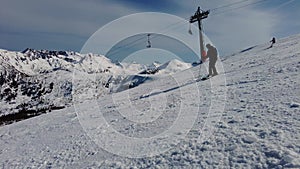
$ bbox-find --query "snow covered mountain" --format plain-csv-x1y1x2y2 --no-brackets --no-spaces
0,34,299,168
0,49,189,125
157,59,192,75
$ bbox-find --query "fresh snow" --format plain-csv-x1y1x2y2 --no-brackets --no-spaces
0,34,299,168
156,59,192,75
0,49,187,120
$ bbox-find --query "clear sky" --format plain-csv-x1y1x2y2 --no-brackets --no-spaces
1,0,299,60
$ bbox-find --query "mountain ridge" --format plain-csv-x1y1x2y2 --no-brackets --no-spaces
0,48,192,125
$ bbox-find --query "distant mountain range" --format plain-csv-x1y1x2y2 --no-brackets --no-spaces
0,48,192,125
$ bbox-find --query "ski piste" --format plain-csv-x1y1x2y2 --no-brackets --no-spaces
1,34,300,168
138,65,208,99
139,70,221,100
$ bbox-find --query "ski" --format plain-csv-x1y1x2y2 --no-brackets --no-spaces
200,74,210,81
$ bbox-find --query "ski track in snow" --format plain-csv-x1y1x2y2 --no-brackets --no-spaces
0,35,300,168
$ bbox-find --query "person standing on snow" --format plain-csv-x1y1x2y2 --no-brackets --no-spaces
205,44,218,77
270,37,276,48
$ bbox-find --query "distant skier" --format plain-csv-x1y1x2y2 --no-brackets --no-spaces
270,37,276,48
205,44,218,77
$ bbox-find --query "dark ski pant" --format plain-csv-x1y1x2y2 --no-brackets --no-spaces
209,60,218,76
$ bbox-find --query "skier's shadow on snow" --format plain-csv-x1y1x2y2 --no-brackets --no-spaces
139,79,197,99
139,86,180,99
264,46,273,50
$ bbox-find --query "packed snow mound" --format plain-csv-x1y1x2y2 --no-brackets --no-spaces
158,59,192,73
118,62,146,74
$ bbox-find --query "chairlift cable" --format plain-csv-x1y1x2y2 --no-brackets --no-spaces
106,0,272,57
210,0,253,11
211,0,271,16
107,19,188,57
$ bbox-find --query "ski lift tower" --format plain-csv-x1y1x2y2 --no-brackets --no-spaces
190,7,209,63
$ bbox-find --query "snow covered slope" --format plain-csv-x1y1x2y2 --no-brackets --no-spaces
0,50,114,125
0,49,190,124
0,34,300,168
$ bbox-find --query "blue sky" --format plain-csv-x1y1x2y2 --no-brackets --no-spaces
1,0,299,62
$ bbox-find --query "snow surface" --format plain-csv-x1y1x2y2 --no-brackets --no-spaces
156,59,192,75
0,49,127,118
0,34,300,168
0,49,188,122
